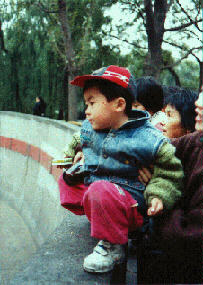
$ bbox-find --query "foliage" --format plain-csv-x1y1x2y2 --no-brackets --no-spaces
0,0,123,117
0,0,201,119
107,0,202,81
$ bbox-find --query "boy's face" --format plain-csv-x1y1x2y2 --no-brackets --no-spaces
84,87,117,130
195,90,203,131
163,104,188,138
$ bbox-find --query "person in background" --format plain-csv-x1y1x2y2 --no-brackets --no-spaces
133,76,167,131
163,86,198,138
137,88,203,284
33,96,46,116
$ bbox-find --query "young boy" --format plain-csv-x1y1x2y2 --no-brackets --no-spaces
58,65,183,273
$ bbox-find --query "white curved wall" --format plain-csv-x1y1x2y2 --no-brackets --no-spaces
0,111,80,281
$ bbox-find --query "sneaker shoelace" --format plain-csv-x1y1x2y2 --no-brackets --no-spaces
94,240,111,255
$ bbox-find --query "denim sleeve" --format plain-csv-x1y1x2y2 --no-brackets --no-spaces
144,141,183,210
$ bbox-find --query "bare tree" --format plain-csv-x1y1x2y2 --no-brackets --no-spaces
110,0,202,84
37,0,80,120
57,0,78,121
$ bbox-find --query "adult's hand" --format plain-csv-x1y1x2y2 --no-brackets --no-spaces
138,165,153,185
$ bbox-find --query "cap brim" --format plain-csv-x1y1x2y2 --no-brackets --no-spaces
70,75,103,88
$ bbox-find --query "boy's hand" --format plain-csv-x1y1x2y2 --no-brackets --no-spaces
147,198,163,216
73,151,84,165
57,152,84,168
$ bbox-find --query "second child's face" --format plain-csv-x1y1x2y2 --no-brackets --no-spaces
84,87,116,130
163,104,188,138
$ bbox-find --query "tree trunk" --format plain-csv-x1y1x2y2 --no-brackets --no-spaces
57,0,78,121
200,61,203,91
62,65,69,120
144,0,169,79
15,82,22,112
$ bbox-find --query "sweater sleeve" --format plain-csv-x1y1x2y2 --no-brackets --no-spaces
159,201,203,244
63,132,81,158
144,141,183,210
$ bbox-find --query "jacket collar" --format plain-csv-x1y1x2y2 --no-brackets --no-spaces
118,110,150,130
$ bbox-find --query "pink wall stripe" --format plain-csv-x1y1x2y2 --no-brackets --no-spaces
0,136,62,181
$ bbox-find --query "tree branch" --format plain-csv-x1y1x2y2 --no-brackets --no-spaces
176,0,202,32
162,46,202,69
190,51,201,63
176,0,193,23
103,31,147,50
37,1,59,14
165,65,181,86
164,18,202,32
164,39,202,52
182,29,202,41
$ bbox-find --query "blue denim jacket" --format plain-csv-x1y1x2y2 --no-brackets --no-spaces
80,110,167,212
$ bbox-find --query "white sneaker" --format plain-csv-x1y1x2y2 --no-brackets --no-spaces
83,240,126,273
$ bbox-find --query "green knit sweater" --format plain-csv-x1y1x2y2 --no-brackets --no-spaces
64,132,81,158
144,141,183,210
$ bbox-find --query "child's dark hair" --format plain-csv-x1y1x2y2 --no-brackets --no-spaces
164,86,198,132
136,76,164,113
83,79,133,116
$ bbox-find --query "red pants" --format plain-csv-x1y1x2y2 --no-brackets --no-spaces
58,175,143,244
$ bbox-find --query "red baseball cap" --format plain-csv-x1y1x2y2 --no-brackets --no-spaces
70,65,137,99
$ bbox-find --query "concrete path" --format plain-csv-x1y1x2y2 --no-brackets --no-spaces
7,214,137,285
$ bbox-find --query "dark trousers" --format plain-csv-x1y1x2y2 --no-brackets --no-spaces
137,246,202,284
